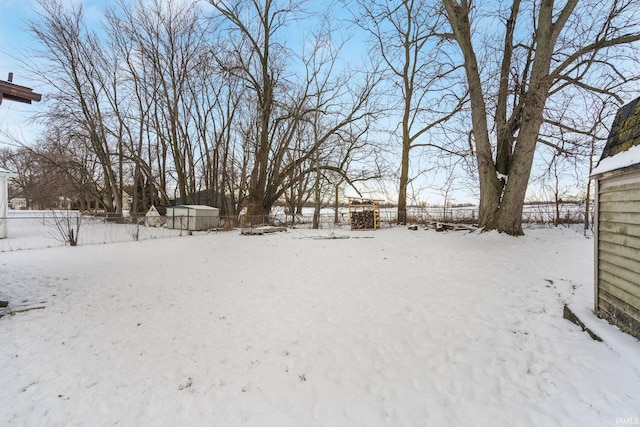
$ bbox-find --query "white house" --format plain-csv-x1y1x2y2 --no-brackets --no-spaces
0,165,16,239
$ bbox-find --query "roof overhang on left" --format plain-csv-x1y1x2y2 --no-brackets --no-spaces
0,165,17,178
0,80,42,105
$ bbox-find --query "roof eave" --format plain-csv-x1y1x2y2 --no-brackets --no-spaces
591,162,640,180
0,81,42,105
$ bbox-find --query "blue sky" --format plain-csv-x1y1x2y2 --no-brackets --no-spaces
1,0,35,63
1,0,43,146
0,0,356,147
0,0,111,147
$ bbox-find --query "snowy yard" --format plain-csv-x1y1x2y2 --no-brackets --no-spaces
1,226,639,426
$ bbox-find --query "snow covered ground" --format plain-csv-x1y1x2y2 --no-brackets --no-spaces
1,225,639,426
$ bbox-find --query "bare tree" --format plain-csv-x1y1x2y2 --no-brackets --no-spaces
0,147,37,209
209,0,380,220
185,42,248,215
352,0,467,224
207,0,298,218
0,133,103,211
535,91,615,229
29,0,124,213
442,0,640,235
113,0,208,205
51,210,81,246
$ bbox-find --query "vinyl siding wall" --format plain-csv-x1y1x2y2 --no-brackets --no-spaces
596,170,640,340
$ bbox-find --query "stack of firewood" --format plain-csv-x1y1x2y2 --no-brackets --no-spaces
350,211,375,230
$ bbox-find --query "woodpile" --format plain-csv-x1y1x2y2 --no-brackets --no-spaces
350,211,376,230
348,197,381,230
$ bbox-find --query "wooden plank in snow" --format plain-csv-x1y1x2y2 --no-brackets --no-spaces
241,226,287,235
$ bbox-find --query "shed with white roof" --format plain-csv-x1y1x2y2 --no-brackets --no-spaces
165,205,219,231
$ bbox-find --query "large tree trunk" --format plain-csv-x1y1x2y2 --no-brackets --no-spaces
444,0,501,229
489,98,546,234
245,192,269,217
397,133,410,225
444,0,577,235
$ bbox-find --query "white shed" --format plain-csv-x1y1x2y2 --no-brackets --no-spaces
145,205,167,228
0,165,16,239
166,205,219,231
591,96,640,341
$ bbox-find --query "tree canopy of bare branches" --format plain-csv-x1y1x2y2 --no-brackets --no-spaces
18,0,381,219
208,0,381,218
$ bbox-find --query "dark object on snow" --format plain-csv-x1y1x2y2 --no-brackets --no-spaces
425,221,477,232
563,305,602,342
407,225,418,231
241,226,287,235
0,300,8,308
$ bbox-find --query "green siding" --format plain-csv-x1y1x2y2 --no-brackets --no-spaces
598,221,640,239
597,172,640,340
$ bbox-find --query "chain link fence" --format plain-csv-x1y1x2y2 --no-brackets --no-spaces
0,210,363,251
1,212,193,252
399,203,593,226
1,203,594,252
